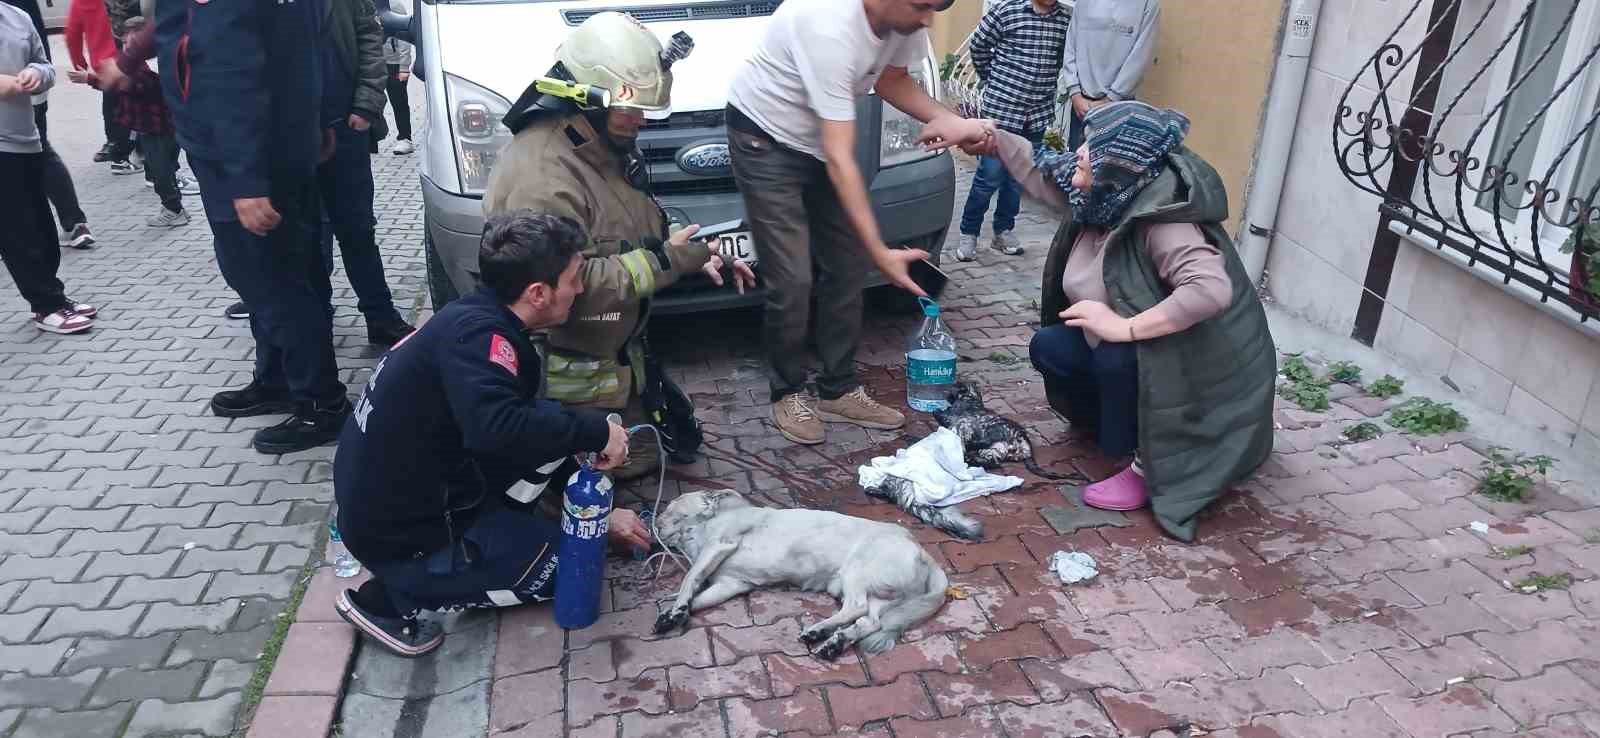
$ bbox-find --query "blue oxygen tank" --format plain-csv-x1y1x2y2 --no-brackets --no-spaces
554,417,619,629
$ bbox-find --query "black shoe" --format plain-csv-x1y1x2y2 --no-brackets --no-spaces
366,317,416,347
224,301,250,320
93,142,119,163
251,398,350,455
210,381,295,418
336,589,443,658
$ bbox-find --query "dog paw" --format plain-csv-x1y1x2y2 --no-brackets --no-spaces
815,633,849,661
798,625,833,646
653,605,689,635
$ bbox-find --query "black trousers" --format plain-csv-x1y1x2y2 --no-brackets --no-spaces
385,64,411,141
0,152,70,315
317,122,400,323
101,88,131,153
191,159,346,406
34,103,88,232
141,133,183,214
363,500,561,618
1029,324,1140,458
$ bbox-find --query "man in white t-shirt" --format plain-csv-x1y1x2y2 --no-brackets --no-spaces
726,0,994,446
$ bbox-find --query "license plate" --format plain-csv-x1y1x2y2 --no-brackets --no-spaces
716,231,756,263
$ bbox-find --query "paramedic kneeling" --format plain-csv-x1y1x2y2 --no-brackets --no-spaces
331,211,653,658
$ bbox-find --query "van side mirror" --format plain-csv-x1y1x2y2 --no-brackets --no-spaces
375,0,417,44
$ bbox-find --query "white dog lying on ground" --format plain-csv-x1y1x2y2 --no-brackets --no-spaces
651,490,949,659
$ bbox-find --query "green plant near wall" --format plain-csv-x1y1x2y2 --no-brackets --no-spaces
1327,361,1362,384
1280,355,1317,384
1477,447,1555,503
1560,221,1600,296
1279,380,1329,411
939,53,962,82
1387,397,1469,435
1367,375,1405,399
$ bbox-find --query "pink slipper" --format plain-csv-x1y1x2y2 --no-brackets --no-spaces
1083,465,1149,511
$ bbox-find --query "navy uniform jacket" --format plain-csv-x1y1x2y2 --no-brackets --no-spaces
151,0,327,208
333,288,612,565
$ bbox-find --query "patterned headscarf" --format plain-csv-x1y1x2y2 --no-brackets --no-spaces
1037,102,1192,227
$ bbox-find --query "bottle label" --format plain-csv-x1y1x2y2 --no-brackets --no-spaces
907,351,956,386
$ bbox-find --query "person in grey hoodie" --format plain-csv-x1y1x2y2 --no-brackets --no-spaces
1,2,97,334
1059,0,1159,150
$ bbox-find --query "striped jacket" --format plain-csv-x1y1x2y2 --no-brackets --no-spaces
968,0,1070,135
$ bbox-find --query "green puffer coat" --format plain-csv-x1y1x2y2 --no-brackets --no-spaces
1039,147,1277,541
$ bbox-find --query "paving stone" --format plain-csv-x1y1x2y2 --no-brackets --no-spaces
488,668,563,735
1286,650,1419,711
8,704,133,738
179,484,261,507
201,570,297,603
994,695,1117,738
0,552,92,582
1389,561,1504,606
34,605,145,641
256,481,333,504
107,573,213,608
148,523,243,553
1390,597,1511,646
352,618,494,699
197,658,253,699
83,550,182,581
1473,620,1594,676
136,601,244,636
0,509,44,534
236,521,321,549
1040,495,1130,533
89,662,208,707
1377,684,1516,736
246,695,339,738
173,545,268,576
122,504,215,531
7,578,117,612
166,624,273,666
723,687,832,737
60,633,183,674
617,703,724,738
3,638,72,676
206,502,292,527
568,669,670,727
123,692,243,737
0,668,99,709
0,531,67,557
922,660,1037,717
58,528,155,555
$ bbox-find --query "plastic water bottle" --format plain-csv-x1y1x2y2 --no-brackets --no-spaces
906,297,957,412
554,415,619,630
328,512,362,578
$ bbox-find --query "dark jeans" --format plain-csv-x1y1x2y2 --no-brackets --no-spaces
33,103,88,232
317,122,401,323
1067,108,1086,153
1029,324,1139,457
0,152,70,315
101,88,131,154
727,109,871,402
385,64,411,141
192,159,346,407
960,129,1043,236
141,133,183,214
363,500,560,618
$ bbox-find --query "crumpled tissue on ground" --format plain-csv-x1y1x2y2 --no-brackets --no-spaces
857,427,1024,507
1049,551,1099,584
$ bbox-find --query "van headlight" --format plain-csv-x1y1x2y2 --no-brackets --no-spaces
879,60,941,168
443,73,513,196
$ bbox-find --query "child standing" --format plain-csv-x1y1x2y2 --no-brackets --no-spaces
1,3,97,333
955,0,1069,262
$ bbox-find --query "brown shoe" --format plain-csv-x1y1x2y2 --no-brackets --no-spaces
816,387,906,430
772,393,825,445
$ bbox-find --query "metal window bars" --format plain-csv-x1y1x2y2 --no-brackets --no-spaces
1334,0,1600,323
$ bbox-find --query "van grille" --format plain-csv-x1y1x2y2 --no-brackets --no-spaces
562,0,780,26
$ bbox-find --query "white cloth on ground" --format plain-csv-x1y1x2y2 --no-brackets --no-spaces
857,427,1024,506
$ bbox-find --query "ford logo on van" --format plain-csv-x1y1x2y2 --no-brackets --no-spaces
676,142,732,177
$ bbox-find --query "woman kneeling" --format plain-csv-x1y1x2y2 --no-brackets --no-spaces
987,102,1277,541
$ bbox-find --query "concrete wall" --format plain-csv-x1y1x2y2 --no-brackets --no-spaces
930,0,1285,226
1264,0,1600,454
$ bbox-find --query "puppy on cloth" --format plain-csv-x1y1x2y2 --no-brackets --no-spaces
651,490,949,659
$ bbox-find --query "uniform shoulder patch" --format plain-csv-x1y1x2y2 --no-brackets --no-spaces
489,334,519,376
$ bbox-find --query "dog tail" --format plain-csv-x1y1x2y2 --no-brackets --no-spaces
858,556,949,655
867,477,984,541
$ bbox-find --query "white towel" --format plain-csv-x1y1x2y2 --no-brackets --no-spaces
857,427,1024,507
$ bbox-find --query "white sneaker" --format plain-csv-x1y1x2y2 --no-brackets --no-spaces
147,208,191,228
392,140,415,155
992,230,1024,255
65,223,96,250
954,234,978,262
176,175,201,196
110,159,144,175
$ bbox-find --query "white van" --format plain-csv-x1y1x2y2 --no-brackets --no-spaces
379,0,956,313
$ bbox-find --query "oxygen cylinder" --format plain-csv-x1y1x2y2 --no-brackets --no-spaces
554,417,620,629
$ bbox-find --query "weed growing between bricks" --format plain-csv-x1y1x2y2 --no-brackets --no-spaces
233,544,323,736
1476,447,1555,503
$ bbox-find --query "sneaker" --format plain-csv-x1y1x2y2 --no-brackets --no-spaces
771,392,825,445
33,308,93,335
392,139,415,155
147,207,191,228
65,223,95,250
336,589,443,658
176,175,201,196
1082,465,1149,511
252,398,351,454
816,386,906,430
954,234,978,262
109,159,144,175
992,230,1024,256
210,381,295,418
93,142,120,163
366,316,416,347
224,301,250,320
66,299,97,318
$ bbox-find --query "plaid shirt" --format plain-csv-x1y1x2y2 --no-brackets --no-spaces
112,66,172,136
969,0,1070,135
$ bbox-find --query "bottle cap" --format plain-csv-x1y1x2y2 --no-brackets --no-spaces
918,296,940,318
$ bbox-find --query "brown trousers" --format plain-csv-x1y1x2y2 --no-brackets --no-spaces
727,123,872,403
